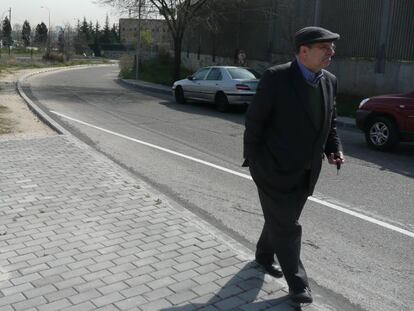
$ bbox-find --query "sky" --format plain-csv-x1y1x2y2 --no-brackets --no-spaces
0,0,124,28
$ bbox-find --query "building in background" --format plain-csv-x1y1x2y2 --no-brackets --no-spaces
119,18,172,58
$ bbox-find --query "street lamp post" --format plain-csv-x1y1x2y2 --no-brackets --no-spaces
40,6,51,55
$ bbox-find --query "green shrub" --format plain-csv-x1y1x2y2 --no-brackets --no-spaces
119,53,193,86
43,52,64,63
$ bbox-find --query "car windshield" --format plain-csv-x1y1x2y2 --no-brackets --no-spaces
227,68,261,79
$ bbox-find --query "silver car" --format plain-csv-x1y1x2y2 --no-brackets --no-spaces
172,66,260,112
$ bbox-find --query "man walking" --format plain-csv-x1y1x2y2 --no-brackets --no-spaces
243,26,344,304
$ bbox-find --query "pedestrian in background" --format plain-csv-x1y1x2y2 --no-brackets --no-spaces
243,26,345,304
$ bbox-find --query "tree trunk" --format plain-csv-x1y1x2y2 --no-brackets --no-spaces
173,37,182,82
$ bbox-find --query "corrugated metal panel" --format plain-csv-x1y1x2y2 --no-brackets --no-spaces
182,0,414,61
319,0,382,58
387,0,414,60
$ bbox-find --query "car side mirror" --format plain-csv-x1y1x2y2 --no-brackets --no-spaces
187,76,194,80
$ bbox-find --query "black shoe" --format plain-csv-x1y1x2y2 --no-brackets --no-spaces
255,260,283,278
289,287,313,304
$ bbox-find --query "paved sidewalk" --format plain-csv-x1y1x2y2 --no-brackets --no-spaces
0,134,322,311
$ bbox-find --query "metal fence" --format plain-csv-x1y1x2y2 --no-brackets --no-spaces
183,0,414,62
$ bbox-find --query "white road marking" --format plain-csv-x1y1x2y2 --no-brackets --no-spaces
51,110,414,239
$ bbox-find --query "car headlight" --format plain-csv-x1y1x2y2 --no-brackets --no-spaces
359,98,370,109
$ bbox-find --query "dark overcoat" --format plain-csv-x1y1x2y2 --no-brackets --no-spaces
243,60,342,196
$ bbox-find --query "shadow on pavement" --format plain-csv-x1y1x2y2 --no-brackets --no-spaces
161,261,297,311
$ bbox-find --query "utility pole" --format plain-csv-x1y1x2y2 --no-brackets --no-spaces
135,0,142,80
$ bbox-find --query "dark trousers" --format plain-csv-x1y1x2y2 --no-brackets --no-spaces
254,170,311,291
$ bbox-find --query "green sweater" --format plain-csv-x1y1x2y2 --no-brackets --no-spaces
305,81,324,132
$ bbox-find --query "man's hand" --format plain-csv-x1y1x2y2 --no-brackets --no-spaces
328,151,345,166
328,151,345,174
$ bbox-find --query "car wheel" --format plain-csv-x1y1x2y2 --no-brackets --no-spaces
175,86,186,104
215,92,229,112
365,116,399,151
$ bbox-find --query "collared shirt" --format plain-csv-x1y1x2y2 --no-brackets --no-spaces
296,57,324,85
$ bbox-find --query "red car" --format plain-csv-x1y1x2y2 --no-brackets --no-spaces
356,91,414,150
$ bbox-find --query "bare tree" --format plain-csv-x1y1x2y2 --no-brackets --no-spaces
98,0,208,80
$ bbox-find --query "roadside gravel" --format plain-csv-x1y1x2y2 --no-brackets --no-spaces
0,69,56,139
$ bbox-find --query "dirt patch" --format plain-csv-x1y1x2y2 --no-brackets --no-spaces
0,105,14,134
0,70,57,140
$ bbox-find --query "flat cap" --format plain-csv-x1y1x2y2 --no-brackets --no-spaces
295,26,340,48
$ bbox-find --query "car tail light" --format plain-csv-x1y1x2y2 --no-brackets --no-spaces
236,84,251,91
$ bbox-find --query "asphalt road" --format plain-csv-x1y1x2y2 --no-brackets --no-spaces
23,65,414,311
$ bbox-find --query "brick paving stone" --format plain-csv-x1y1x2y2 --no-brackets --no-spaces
37,298,72,311
98,281,129,295
170,269,200,282
91,292,124,308
1,282,33,296
125,274,154,287
12,296,48,311
54,276,85,290
61,301,96,311
120,284,152,298
0,119,311,311
31,275,64,288
150,267,176,279
215,265,241,278
23,284,57,298
214,296,245,310
44,287,77,302
10,272,42,286
69,289,102,305
115,295,148,309
192,282,222,296
139,298,173,311
166,290,199,305
168,279,198,293
94,305,120,311
173,260,199,272
239,301,273,311
142,287,174,302
147,276,176,290
188,293,221,306
216,284,244,299
193,272,222,285
127,265,155,278
238,287,270,303
195,263,220,275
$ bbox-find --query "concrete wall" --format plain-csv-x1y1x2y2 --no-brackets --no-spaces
181,52,413,96
329,58,414,96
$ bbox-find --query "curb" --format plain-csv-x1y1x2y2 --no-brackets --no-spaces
119,78,172,96
16,64,115,136
336,119,356,130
